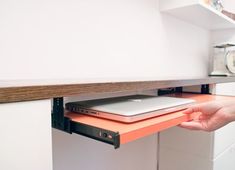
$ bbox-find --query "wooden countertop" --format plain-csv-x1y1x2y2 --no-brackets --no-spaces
1,77,235,103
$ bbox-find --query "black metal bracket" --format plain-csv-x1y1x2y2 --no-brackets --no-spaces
72,122,120,149
158,84,211,95
158,87,183,95
51,97,120,149
52,97,72,134
201,84,210,94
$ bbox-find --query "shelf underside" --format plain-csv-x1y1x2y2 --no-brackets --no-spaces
161,2,235,30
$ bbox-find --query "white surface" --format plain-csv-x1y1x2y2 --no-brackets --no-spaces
159,126,235,170
213,122,235,158
0,100,52,170
159,123,235,159
213,143,235,170
213,82,235,96
159,144,212,170
0,0,210,80
159,0,235,30
52,129,158,170
222,0,235,14
212,83,235,158
159,127,213,170
159,127,214,159
160,135,235,170
159,128,214,170
159,0,198,10
211,29,235,48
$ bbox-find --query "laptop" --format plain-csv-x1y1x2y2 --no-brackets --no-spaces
65,95,195,123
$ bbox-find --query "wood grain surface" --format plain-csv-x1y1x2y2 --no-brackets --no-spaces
1,77,235,103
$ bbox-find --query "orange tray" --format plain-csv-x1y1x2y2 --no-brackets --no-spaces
66,93,234,148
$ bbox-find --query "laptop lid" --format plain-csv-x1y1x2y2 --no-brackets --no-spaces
65,95,195,123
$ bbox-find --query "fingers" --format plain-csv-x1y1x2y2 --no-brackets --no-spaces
179,121,204,130
179,100,235,131
183,101,222,116
182,104,203,115
182,108,194,114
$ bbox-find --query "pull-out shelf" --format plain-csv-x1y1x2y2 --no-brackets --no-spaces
62,93,234,148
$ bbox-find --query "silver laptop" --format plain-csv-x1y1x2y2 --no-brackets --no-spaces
65,95,195,123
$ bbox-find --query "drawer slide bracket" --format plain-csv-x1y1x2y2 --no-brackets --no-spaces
51,97,120,149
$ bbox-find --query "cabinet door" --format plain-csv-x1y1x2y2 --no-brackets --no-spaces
0,100,52,170
159,127,213,170
213,122,235,158
213,143,235,170
212,83,235,158
213,82,235,96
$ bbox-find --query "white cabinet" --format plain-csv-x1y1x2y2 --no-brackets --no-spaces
212,82,235,96
159,127,213,170
159,82,235,170
213,143,235,170
0,100,52,170
213,123,235,158
159,0,235,30
52,130,158,170
159,125,235,170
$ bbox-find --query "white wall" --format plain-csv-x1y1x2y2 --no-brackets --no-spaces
222,0,235,13
0,0,210,81
211,29,235,45
211,0,235,45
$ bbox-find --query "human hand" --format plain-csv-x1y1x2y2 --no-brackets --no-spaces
180,100,235,131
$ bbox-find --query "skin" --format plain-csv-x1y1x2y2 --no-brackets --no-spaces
180,100,235,132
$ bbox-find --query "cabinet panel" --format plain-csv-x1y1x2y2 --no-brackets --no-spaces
213,143,235,170
0,100,52,170
159,144,212,170
159,127,213,159
212,82,235,158
213,122,235,158
52,130,157,170
213,82,235,96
